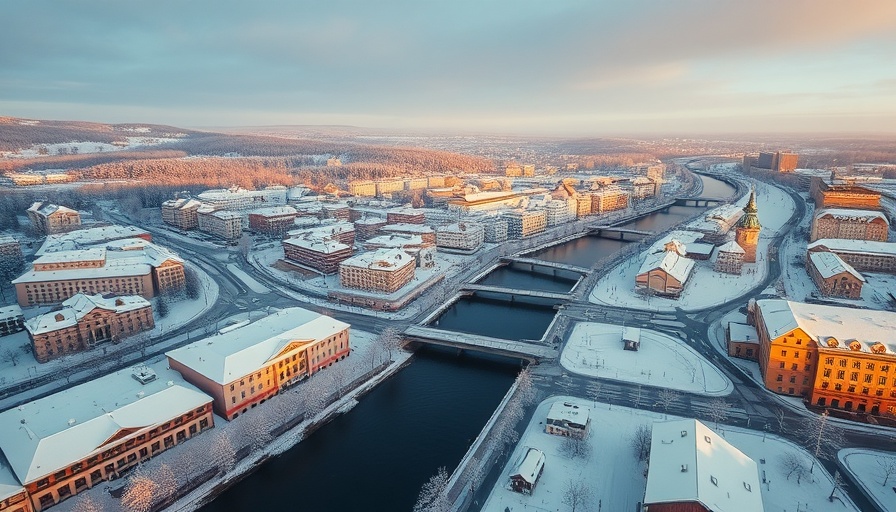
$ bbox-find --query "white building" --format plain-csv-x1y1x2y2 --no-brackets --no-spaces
35,225,152,256
197,207,242,241
644,419,763,512
435,222,484,252
196,186,287,211
545,402,590,439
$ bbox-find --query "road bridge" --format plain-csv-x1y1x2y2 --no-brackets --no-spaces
502,257,590,276
460,283,571,301
675,197,727,207
404,325,557,361
587,226,654,240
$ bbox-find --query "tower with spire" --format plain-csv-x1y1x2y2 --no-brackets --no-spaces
735,188,761,263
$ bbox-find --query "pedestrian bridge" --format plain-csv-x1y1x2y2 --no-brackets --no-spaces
674,197,727,207
502,257,591,276
588,226,654,240
404,325,558,361
461,283,571,301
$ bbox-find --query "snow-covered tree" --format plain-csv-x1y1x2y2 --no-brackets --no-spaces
630,424,651,462
705,398,731,429
559,432,592,460
655,389,680,417
153,463,177,504
70,494,103,512
239,409,273,451
779,452,807,484
877,457,896,486
121,471,158,512
561,478,593,512
208,430,236,474
800,410,845,474
376,327,403,362
515,366,537,406
183,266,201,300
463,456,485,494
303,372,333,419
412,466,451,512
1,348,20,367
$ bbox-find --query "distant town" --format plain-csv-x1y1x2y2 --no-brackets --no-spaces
1,120,896,512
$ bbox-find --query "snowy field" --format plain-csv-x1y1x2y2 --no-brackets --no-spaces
561,322,732,396
589,180,795,312
0,136,185,159
482,396,858,512
839,448,896,512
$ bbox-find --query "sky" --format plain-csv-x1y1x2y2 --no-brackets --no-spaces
2,1,896,136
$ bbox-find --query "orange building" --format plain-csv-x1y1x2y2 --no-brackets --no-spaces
810,208,888,242
25,294,154,363
26,203,80,235
166,308,350,420
806,251,864,299
752,299,896,418
0,364,213,512
811,179,881,210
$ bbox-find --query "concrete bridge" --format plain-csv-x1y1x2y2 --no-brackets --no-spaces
503,257,591,276
588,226,654,240
461,283,571,301
674,197,726,207
404,325,558,361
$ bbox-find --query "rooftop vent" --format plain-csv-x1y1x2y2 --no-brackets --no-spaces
680,430,688,437
131,365,157,385
681,464,688,472
68,418,76,426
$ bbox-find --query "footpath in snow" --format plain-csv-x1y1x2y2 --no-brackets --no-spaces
481,396,858,512
589,180,795,312
561,322,732,396
839,448,896,512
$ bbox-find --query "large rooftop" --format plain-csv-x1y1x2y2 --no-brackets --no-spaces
36,224,151,256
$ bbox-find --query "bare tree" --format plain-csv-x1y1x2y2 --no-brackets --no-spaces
655,389,680,417
779,452,807,484
586,381,602,407
463,456,485,494
774,409,787,431
412,466,451,512
376,327,402,362
303,372,333,419
240,408,274,451
121,471,158,512
153,463,177,505
183,266,201,300
630,423,652,462
71,494,103,512
877,457,896,486
208,430,236,475
515,366,536,406
1,348,20,367
800,410,845,474
561,479,593,512
559,433,592,460
705,398,731,429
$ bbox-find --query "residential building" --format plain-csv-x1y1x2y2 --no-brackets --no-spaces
380,224,436,244
447,190,545,213
248,206,298,236
635,240,695,297
0,305,24,338
12,239,185,307
504,163,522,177
644,164,666,182
196,186,287,211
167,308,350,420
354,217,387,240
810,180,881,210
713,241,745,275
544,199,575,226
404,177,428,191
755,151,798,173
508,448,545,495
0,237,23,265
435,223,484,252
161,198,202,230
427,176,446,188
363,234,436,268
752,299,896,416
288,221,355,246
503,209,546,239
727,322,759,361
643,419,763,512
544,402,590,439
483,219,508,243
574,195,592,218
734,189,761,263
282,237,353,274
0,364,213,512
810,208,889,243
386,208,426,225
590,188,629,213
339,248,416,293
630,177,657,199
35,225,152,256
686,204,744,244
806,251,864,299
374,179,405,196
26,203,80,235
320,203,350,221
197,207,242,242
25,294,153,363
808,239,896,274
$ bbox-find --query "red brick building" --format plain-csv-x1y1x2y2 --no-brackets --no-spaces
806,251,864,299
810,208,889,243
282,237,353,274
248,206,298,236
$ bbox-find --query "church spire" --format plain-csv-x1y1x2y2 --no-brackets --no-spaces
738,187,761,229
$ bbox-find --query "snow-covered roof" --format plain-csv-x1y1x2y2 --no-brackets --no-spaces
166,308,350,385
162,198,202,210
0,362,209,485
354,217,387,226
283,236,350,253
364,234,428,248
0,455,24,503
249,206,297,217
756,299,896,354
436,222,484,234
208,210,241,220
27,202,77,217
381,223,434,234
34,248,105,265
0,236,18,246
639,250,695,283
686,243,715,256
512,448,545,485
814,208,888,224
0,305,22,319
36,225,151,256
12,263,152,284
808,238,896,257
717,241,745,254
288,221,355,239
808,251,864,281
728,322,758,344
546,402,590,427
644,419,763,512
25,294,150,335
340,248,415,271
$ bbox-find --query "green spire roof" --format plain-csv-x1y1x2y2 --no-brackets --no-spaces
738,188,761,229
